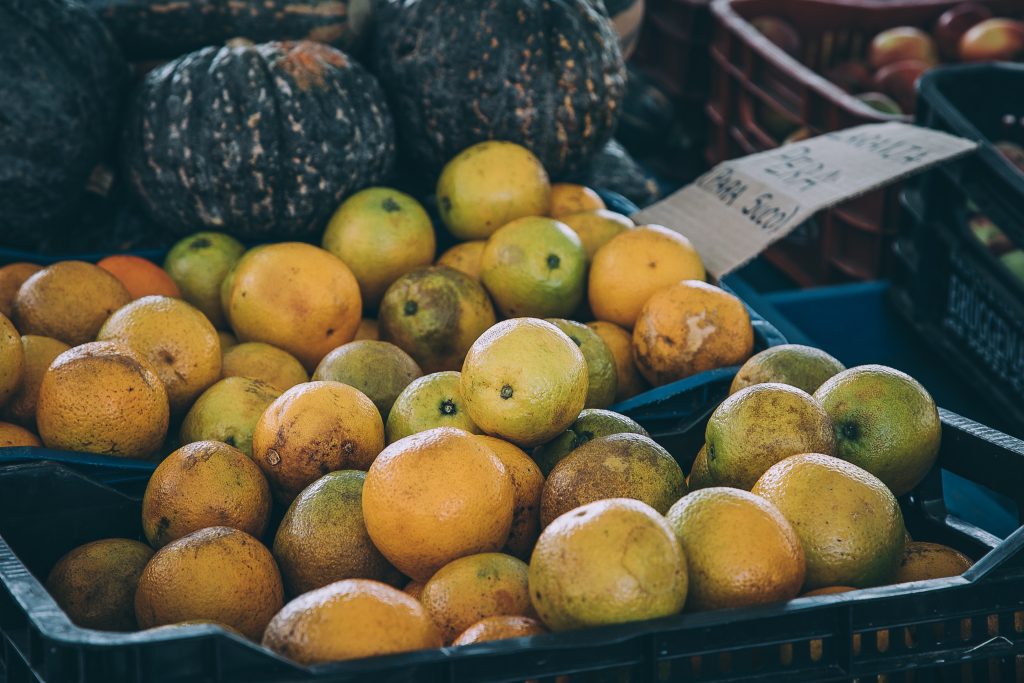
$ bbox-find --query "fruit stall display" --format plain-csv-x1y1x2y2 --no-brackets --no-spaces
705,0,1023,287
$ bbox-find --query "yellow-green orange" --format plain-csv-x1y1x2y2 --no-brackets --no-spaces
0,313,23,407
753,454,906,590
541,433,686,527
379,266,496,373
532,408,648,476
164,232,245,329
437,141,550,240
46,538,154,631
221,342,308,393
421,552,533,643
705,383,836,490
688,446,713,490
3,335,69,427
180,377,280,457
476,435,544,559
730,345,846,396
313,340,422,419
273,470,402,597
528,498,688,631
142,440,271,549
545,319,617,409
480,217,586,319
560,210,633,260
36,342,169,459
262,579,441,664
461,319,588,448
665,487,804,611
386,371,480,443
322,188,436,309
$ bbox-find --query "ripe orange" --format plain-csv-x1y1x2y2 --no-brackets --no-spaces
2,335,69,427
548,183,606,218
586,320,649,401
0,313,23,408
97,255,182,299
436,241,486,282
0,421,40,447
475,435,544,559
560,210,634,260
452,615,546,646
362,428,515,581
588,226,705,329
221,342,308,393
0,263,42,319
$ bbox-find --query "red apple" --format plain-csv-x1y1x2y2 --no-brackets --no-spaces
751,16,802,58
826,61,872,93
869,27,939,70
872,60,931,114
959,18,1024,62
934,3,993,60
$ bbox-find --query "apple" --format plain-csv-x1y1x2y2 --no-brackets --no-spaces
869,27,939,70
826,61,872,93
751,16,802,58
934,3,993,60
959,18,1024,62
872,60,931,114
856,92,903,116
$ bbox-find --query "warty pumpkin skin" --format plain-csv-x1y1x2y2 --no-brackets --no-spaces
122,40,396,241
82,0,374,61
373,0,626,177
0,0,128,249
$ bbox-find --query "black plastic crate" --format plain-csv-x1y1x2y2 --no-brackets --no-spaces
2,409,1024,683
891,63,1024,439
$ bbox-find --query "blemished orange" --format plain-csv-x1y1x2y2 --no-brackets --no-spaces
252,381,385,503
221,243,362,371
354,318,380,341
548,184,606,218
475,436,544,559
97,296,221,413
14,261,131,346
586,321,649,402
2,335,70,427
221,342,308,393
588,226,706,329
420,552,534,643
142,440,271,549
362,428,515,581
0,421,40,447
97,255,182,299
632,280,754,386
435,241,486,282
36,341,169,459
452,615,547,646
0,263,42,319
0,313,23,408
134,526,284,641
262,579,441,664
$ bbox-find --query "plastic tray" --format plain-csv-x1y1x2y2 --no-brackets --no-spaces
891,63,1024,444
2,407,1024,683
705,0,1022,287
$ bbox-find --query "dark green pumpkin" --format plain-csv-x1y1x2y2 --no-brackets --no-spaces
0,0,128,249
122,40,396,241
82,0,373,61
373,0,626,177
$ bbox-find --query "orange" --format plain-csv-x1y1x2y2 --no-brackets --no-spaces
665,487,805,611
36,341,169,458
420,552,534,643
312,340,423,419
362,427,515,581
0,313,23,407
0,262,41,319
97,295,221,413
322,188,436,309
46,538,154,631
97,255,182,299
142,441,271,549
221,243,362,370
2,335,70,427
633,281,754,386
586,320,649,401
217,330,238,352
179,377,280,458
354,318,379,341
252,381,385,502
452,615,546,646
262,579,441,664
404,580,426,601
0,421,40,447
892,542,973,584
163,232,245,330
548,183,606,218
273,470,403,597
476,435,544,559
221,342,308,393
561,210,634,260
436,241,486,282
14,261,131,346
588,226,706,328
135,526,284,640
437,141,551,240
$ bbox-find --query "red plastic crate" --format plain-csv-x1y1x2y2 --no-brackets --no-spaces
706,0,1022,286
631,0,714,106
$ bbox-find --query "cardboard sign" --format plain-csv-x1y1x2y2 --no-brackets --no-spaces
632,122,977,279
